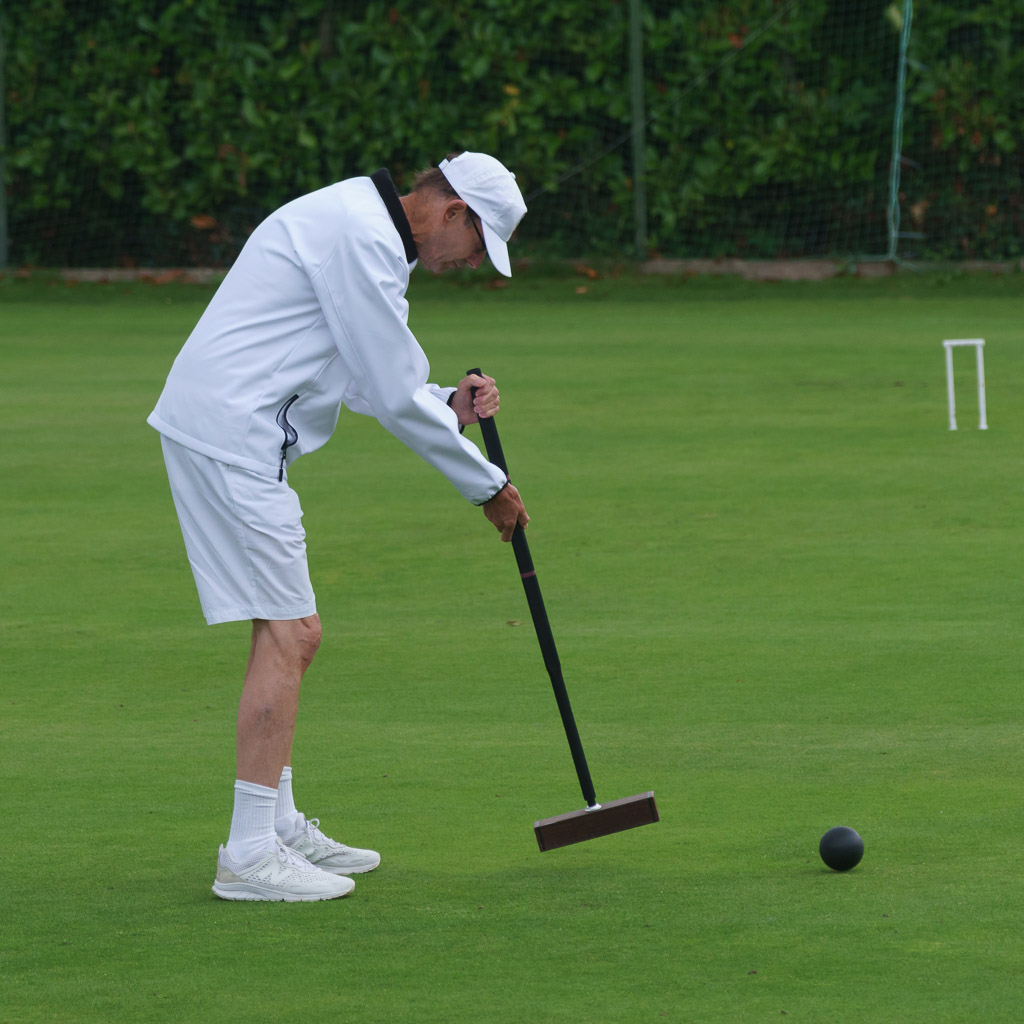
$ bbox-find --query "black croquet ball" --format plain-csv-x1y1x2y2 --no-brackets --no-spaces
819,826,864,871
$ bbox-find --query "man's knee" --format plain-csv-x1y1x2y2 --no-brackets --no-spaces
294,615,322,668
254,614,322,671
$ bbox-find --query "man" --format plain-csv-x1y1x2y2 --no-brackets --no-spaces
148,151,530,902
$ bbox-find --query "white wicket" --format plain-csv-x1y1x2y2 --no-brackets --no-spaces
943,338,987,431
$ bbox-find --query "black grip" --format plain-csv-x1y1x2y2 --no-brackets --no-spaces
466,367,508,475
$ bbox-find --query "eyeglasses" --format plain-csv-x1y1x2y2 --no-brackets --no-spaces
469,214,486,255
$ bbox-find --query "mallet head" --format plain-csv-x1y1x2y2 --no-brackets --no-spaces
534,791,659,851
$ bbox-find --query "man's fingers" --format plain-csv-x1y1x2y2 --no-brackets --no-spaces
500,513,524,542
467,372,495,396
502,509,529,541
470,374,499,418
475,394,499,419
458,373,499,424
483,483,527,542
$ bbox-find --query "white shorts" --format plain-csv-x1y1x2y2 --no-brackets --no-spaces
159,436,317,625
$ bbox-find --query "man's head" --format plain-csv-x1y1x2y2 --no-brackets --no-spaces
404,152,527,277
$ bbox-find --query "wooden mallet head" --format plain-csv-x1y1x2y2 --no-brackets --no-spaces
534,792,659,851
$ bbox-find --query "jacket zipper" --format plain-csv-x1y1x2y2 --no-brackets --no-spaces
276,394,300,481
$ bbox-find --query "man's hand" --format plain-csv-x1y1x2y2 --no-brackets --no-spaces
483,482,529,542
450,372,499,425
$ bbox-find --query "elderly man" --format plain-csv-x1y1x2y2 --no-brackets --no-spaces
148,152,529,901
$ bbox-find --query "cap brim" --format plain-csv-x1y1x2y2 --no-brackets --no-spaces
481,221,512,277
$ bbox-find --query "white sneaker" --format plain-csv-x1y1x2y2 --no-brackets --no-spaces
281,815,381,876
212,837,355,902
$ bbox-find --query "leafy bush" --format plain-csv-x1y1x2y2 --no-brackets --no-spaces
2,0,1020,265
902,0,1024,259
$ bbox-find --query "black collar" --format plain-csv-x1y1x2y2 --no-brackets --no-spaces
370,168,418,264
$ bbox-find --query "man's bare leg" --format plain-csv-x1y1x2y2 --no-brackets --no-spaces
237,615,322,787
223,613,380,881
214,612,356,898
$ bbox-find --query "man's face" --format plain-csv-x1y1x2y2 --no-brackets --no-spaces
417,202,488,274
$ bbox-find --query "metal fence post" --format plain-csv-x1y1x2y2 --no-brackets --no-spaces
886,0,914,262
628,0,647,262
0,4,8,269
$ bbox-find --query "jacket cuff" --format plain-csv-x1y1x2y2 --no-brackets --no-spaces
445,389,465,434
474,477,510,506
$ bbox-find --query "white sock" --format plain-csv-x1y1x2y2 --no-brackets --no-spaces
274,765,303,837
225,779,279,863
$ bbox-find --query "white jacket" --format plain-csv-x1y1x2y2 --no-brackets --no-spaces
147,172,507,505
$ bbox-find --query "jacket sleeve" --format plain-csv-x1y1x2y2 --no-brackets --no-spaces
342,383,455,417
309,232,506,505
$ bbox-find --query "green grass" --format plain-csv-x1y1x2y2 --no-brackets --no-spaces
2,270,1024,1022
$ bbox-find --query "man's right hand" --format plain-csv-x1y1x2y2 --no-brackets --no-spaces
483,482,529,542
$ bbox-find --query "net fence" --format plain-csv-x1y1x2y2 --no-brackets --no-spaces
2,0,1021,268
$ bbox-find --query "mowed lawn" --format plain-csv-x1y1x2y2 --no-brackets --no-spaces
2,270,1023,1022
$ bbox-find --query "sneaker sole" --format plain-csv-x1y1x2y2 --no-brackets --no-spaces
317,858,381,876
211,880,354,902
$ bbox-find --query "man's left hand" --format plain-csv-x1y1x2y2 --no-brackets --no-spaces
450,372,499,425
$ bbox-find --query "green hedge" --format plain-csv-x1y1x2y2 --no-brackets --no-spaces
903,2,1024,259
2,0,1021,265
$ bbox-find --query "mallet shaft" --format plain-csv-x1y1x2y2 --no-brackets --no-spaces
469,369,598,808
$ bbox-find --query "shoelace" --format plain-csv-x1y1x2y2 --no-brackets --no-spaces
274,837,316,869
305,818,346,851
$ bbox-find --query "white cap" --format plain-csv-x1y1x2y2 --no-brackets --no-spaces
438,152,527,277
